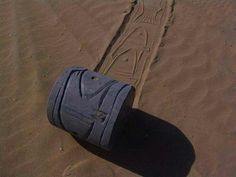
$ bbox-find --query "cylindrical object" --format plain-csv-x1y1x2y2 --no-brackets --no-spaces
47,67,135,150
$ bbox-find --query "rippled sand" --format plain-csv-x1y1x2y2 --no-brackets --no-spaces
0,0,236,176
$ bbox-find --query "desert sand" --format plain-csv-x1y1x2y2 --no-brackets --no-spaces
0,0,236,176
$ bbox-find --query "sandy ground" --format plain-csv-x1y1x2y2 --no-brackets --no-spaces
0,0,236,176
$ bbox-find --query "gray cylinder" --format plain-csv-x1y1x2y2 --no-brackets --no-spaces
47,67,135,150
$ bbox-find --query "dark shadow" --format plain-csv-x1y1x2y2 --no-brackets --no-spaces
77,109,195,177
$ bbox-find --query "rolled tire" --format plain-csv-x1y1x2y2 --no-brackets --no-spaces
47,66,135,150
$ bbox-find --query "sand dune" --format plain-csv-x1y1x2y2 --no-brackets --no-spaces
140,1,236,176
0,0,236,176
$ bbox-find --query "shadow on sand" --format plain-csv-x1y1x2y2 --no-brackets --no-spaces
77,109,195,177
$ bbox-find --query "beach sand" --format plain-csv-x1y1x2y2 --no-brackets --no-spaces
0,0,236,176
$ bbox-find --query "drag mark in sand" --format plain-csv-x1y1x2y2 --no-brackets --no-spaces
95,0,175,107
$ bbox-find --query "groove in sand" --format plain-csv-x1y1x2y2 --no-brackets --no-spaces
95,0,175,107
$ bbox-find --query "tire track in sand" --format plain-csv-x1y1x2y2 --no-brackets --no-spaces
95,0,175,107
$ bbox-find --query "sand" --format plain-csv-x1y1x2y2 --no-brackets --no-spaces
0,0,236,176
